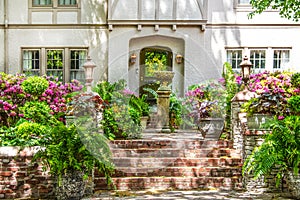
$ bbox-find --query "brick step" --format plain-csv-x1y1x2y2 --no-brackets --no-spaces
111,148,241,158
111,157,242,168
94,176,243,191
109,140,234,149
111,166,242,177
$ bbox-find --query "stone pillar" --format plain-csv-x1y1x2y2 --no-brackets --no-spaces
157,89,172,133
154,71,174,133
231,89,257,153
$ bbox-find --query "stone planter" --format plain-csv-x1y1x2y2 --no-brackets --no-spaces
140,116,149,130
247,114,272,130
154,71,175,91
286,170,300,199
55,171,86,200
198,118,224,139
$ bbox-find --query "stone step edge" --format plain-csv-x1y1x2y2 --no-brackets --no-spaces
110,148,239,151
95,176,243,181
111,157,242,160
114,166,242,170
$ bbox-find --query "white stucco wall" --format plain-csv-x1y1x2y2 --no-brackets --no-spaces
108,26,224,96
0,30,4,72
6,28,108,82
81,0,107,24
0,0,4,24
7,0,28,24
0,0,4,72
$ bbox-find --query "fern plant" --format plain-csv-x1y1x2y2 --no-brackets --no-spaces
34,122,114,184
243,115,300,186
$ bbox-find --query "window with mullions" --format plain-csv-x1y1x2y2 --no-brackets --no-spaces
273,50,290,69
33,0,52,6
250,50,266,71
23,50,40,76
32,0,77,7
238,0,250,4
47,50,64,81
70,50,86,82
226,50,242,70
58,0,77,6
22,48,87,82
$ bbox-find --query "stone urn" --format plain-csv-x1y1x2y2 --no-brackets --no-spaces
154,71,175,90
198,118,224,140
286,170,300,199
55,171,86,200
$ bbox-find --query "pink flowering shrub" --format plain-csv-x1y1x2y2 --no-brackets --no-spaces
0,73,83,127
242,71,300,118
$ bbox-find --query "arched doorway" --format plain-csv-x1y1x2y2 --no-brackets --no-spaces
139,47,173,104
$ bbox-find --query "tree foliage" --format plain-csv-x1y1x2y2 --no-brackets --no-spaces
249,0,300,21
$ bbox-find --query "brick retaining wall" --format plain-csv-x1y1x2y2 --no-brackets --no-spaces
0,147,54,199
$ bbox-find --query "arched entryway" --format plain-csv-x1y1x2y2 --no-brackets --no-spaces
128,35,185,98
139,47,173,104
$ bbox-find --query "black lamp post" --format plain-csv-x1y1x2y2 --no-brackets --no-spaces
240,55,252,87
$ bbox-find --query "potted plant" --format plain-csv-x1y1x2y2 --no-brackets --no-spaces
183,80,226,138
129,94,150,129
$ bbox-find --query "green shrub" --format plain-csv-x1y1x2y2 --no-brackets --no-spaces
0,119,51,146
288,95,300,114
291,72,300,88
19,101,55,124
21,76,49,97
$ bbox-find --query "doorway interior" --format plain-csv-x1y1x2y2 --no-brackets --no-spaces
139,47,173,105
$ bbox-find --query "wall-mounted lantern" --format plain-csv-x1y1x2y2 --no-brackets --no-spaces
130,53,137,64
175,54,183,64
239,55,252,86
83,56,96,93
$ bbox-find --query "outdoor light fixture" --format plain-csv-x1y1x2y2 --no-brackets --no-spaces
176,54,183,64
130,53,137,64
83,56,96,93
240,55,252,86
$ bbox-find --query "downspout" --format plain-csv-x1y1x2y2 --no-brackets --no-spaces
4,0,8,73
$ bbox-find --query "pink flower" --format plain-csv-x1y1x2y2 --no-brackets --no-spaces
9,112,17,117
278,116,284,120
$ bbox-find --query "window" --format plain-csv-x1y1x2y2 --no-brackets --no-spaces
33,0,52,6
32,0,77,7
226,47,291,73
238,0,250,4
273,50,290,69
226,50,243,70
22,48,87,82
23,50,40,76
47,50,64,80
58,0,77,6
250,50,266,71
70,50,86,81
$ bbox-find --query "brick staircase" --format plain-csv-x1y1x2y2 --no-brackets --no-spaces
94,132,243,191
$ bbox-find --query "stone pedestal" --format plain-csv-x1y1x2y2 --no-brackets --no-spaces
157,89,172,133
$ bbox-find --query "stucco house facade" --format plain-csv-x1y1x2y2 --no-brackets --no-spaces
0,0,299,96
